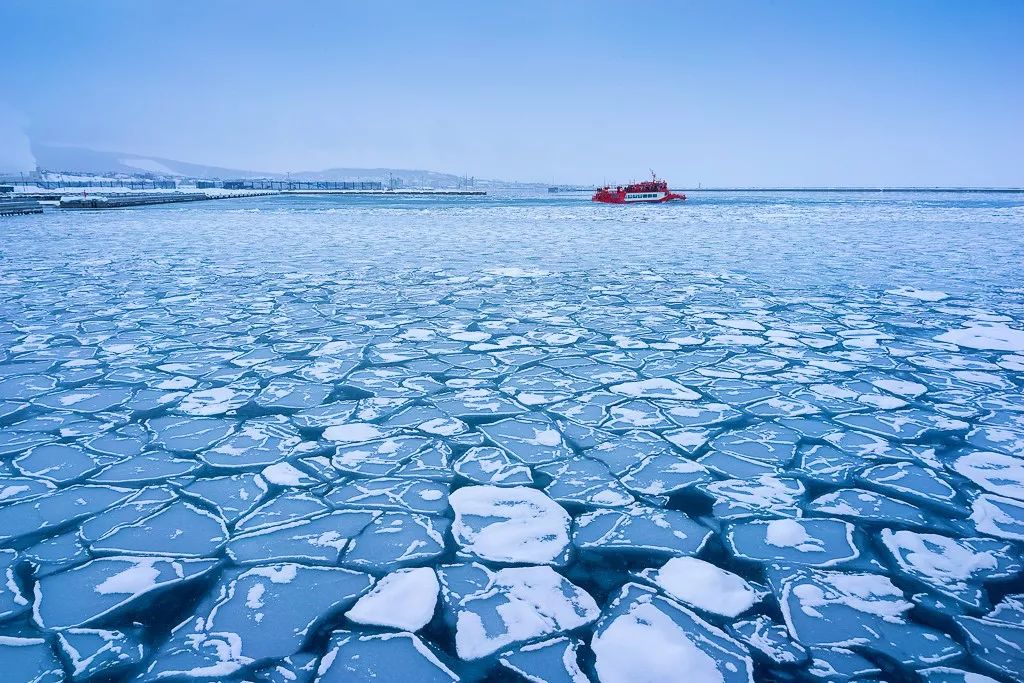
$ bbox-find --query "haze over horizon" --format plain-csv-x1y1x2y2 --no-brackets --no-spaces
1,0,1022,187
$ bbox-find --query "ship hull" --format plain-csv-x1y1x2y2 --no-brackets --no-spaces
591,190,686,204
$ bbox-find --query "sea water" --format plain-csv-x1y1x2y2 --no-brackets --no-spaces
0,191,1022,682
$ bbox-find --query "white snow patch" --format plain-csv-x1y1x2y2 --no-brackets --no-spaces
449,485,570,564
610,378,700,401
647,557,759,618
953,451,1024,500
592,598,726,683
346,567,439,631
935,324,1024,351
322,423,383,442
765,519,825,553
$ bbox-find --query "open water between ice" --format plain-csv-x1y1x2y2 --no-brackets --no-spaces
0,191,1023,682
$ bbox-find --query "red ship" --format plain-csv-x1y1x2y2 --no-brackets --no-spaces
592,171,686,204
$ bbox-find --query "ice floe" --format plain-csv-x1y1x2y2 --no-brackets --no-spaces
450,564,598,660
640,556,760,618
771,565,963,666
727,518,860,567
591,583,752,683
449,485,571,565
317,630,457,682
345,567,439,631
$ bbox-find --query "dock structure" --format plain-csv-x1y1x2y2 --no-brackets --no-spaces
0,198,44,216
224,180,384,191
1,179,177,190
281,189,486,196
59,191,276,209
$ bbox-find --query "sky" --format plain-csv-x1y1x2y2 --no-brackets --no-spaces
1,0,1022,186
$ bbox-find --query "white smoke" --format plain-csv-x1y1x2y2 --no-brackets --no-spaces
0,103,36,173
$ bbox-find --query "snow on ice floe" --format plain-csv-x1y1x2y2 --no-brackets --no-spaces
145,564,372,678
499,637,589,683
770,565,963,666
609,378,700,401
954,612,1024,679
0,549,30,621
918,668,1001,683
33,556,217,629
728,615,807,667
859,461,963,512
886,287,949,302
879,529,1022,609
591,582,752,683
448,564,598,660
452,446,534,486
341,511,450,572
619,450,712,496
639,556,760,618
538,457,635,507
317,630,457,682
935,323,1024,351
346,567,439,631
479,414,572,465
970,493,1024,541
89,500,228,557
952,450,1024,500
726,518,860,567
57,627,145,681
706,475,805,520
5,241,1024,681
806,488,938,529
326,477,449,514
0,485,135,544
227,509,379,565
450,485,571,565
573,506,712,557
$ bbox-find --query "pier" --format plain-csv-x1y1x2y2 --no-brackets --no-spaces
224,180,384,191
59,191,275,209
1,179,177,190
281,189,486,196
219,180,486,195
0,198,43,216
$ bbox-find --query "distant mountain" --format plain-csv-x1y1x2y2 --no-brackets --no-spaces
32,144,278,179
29,144,482,188
293,167,466,186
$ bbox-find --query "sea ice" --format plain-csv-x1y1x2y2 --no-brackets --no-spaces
726,518,860,567
498,637,588,683
452,446,534,486
640,556,760,617
3,208,1024,681
879,529,1022,609
145,564,372,677
935,323,1024,352
0,636,63,683
345,567,439,631
572,506,712,557
449,485,571,565
56,628,145,681
591,582,752,683
952,451,1024,500
771,565,963,665
451,565,598,660
316,631,458,683
33,556,217,629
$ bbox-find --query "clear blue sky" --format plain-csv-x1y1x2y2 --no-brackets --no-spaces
1,0,1021,186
